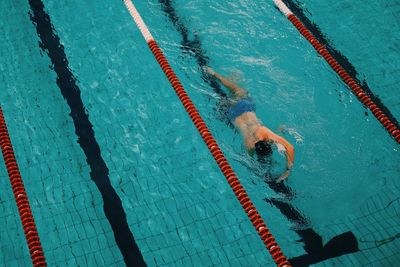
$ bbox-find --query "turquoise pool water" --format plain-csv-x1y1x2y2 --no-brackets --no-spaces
0,0,399,266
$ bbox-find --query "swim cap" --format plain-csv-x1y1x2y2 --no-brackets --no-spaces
255,140,272,157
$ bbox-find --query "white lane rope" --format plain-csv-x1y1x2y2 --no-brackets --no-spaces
123,0,154,42
273,0,293,17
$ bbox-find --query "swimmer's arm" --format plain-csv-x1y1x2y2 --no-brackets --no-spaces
268,132,295,169
268,132,293,182
205,67,247,97
245,137,256,153
277,143,294,182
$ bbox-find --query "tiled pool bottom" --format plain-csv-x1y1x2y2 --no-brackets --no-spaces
0,0,399,266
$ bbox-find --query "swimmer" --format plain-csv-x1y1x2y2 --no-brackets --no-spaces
205,67,294,181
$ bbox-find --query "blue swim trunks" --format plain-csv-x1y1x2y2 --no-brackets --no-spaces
228,98,256,122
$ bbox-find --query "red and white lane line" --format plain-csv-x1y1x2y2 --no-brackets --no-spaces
0,107,47,267
123,1,291,266
274,0,400,144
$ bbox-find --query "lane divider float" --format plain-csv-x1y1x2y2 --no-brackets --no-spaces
123,1,291,266
0,107,47,267
274,0,400,143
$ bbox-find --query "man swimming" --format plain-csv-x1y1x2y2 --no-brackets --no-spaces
206,67,295,181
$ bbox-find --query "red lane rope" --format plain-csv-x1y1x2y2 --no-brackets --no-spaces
0,107,47,267
286,14,400,143
147,40,291,267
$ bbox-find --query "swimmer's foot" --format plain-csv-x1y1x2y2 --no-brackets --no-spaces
276,169,291,183
203,66,215,76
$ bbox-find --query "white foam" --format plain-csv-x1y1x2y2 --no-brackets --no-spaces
287,127,304,144
276,142,286,155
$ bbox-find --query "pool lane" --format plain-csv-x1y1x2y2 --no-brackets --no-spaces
278,0,399,143
286,0,400,127
28,1,145,266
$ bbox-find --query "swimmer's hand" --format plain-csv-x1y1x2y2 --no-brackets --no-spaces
277,147,294,182
278,125,287,134
286,144,295,168
276,143,294,182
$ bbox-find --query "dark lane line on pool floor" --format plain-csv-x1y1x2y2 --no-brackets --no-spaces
265,181,358,266
281,0,399,129
158,1,359,266
28,1,146,266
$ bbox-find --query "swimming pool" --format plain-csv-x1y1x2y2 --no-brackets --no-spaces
0,0,399,266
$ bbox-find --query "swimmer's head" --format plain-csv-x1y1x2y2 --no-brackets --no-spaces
255,140,273,158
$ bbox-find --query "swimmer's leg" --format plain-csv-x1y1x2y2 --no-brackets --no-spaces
205,67,247,98
214,96,235,128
